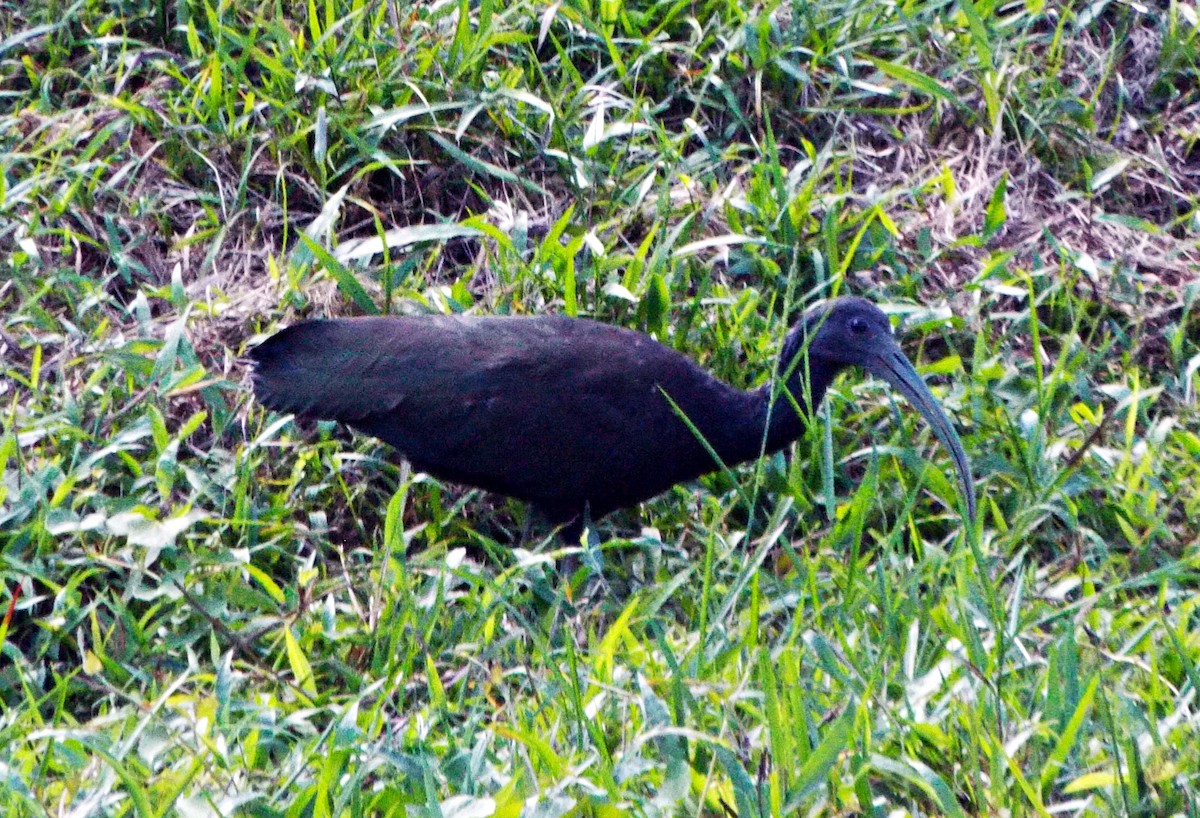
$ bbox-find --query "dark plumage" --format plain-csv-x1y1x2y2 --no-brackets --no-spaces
249,297,976,533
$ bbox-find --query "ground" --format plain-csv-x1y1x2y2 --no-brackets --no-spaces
1,0,1199,816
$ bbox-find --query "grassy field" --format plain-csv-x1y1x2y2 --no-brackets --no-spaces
2,0,1199,815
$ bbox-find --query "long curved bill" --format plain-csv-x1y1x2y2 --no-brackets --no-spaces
864,340,977,525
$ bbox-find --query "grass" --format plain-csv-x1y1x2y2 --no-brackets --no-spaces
2,0,1199,815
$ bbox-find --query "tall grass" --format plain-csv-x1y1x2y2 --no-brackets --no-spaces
1,0,1198,815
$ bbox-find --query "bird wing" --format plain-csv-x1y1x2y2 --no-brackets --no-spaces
249,315,715,509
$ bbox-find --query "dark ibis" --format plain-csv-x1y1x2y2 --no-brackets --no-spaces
249,296,976,535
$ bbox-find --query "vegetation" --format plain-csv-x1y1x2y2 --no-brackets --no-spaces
2,0,1198,815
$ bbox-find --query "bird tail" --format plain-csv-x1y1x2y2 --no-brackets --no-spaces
248,320,377,420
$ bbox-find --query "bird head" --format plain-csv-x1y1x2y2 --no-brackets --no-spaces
779,296,977,524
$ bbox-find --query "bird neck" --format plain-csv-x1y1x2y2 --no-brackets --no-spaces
726,358,840,462
671,353,843,469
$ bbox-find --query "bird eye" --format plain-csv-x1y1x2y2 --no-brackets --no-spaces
849,317,868,334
